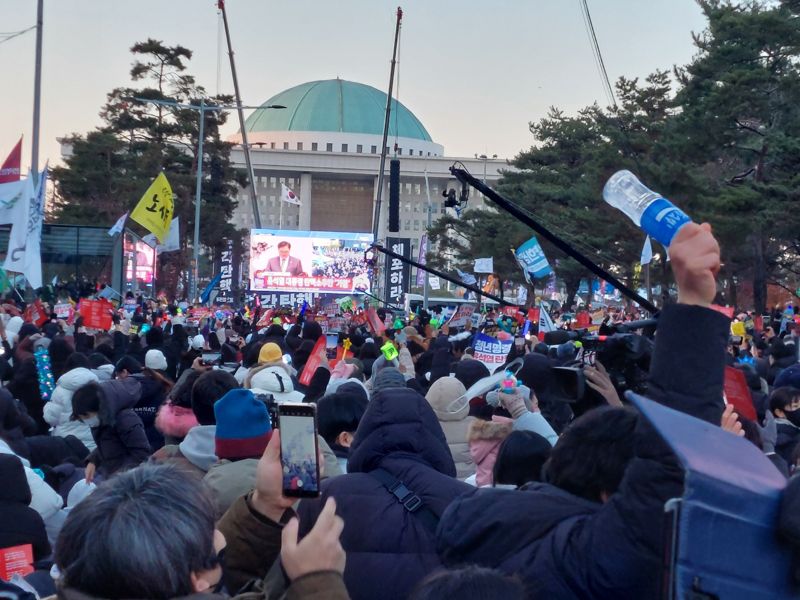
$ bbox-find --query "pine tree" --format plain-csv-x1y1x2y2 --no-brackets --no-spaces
51,39,246,297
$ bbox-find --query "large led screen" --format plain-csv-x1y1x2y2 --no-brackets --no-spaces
249,229,373,294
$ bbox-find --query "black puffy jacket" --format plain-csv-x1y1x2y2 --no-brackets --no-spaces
0,454,50,560
437,303,730,599
296,387,474,600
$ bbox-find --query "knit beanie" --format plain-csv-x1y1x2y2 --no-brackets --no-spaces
258,342,283,365
372,367,406,395
214,388,272,460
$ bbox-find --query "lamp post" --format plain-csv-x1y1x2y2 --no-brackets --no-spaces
129,97,285,302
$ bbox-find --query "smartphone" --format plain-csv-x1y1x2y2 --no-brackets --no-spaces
325,334,338,360
202,352,221,364
278,403,321,498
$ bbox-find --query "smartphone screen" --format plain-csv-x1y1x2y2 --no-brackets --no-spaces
278,403,320,498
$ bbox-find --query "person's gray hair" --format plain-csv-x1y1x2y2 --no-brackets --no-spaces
55,463,218,599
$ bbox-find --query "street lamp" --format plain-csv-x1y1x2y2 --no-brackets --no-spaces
128,97,285,302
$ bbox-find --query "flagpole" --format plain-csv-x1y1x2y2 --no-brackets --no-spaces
30,0,43,182
279,197,283,229
644,262,652,304
423,166,432,311
191,98,205,303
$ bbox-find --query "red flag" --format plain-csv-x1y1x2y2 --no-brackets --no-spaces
0,137,22,184
365,307,386,335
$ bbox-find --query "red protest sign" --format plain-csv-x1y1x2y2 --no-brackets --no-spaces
527,307,540,323
79,299,113,330
576,311,591,328
23,299,47,327
723,366,757,422
753,315,763,333
299,336,327,386
0,544,34,580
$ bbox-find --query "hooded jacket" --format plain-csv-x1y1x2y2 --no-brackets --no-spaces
468,417,513,487
0,454,50,561
436,303,730,600
87,378,151,477
295,387,474,600
44,367,99,450
425,377,475,479
131,373,167,451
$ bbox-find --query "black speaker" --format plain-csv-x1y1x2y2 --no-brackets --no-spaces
388,158,400,232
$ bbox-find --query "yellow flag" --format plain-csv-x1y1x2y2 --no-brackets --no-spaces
130,172,174,243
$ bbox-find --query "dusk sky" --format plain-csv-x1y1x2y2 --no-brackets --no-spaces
1,0,708,170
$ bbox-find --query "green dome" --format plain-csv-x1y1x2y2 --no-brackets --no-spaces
244,79,433,142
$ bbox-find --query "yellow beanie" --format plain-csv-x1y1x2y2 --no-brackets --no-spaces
258,342,283,364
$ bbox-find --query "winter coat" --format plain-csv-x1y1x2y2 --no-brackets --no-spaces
295,387,474,600
775,419,800,464
768,354,797,386
468,418,513,487
425,378,475,479
0,454,50,561
7,357,48,434
0,438,64,525
150,425,216,477
436,303,730,600
43,367,99,450
91,364,114,382
204,437,343,517
131,374,166,451
0,388,37,459
87,378,151,478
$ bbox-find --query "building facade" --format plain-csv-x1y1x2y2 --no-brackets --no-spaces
227,78,507,264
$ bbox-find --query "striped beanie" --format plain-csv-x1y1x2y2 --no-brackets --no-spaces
214,388,272,460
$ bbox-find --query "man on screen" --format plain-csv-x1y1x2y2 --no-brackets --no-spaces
266,241,304,276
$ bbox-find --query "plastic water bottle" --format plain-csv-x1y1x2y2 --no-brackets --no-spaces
602,170,692,247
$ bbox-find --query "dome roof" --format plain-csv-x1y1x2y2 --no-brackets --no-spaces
244,79,433,142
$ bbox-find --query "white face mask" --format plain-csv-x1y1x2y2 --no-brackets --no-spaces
82,416,100,428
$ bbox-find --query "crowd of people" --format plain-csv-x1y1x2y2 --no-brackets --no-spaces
311,246,371,280
0,222,799,599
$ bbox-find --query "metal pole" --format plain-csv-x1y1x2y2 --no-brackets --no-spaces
191,99,205,303
450,166,658,314
31,0,43,182
423,166,432,310
219,1,262,228
371,7,403,242
644,262,652,304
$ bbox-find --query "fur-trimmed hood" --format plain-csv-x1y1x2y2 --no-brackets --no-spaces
468,417,513,443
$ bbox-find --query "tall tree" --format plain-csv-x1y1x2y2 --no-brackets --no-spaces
674,0,800,312
51,39,245,297
430,72,685,309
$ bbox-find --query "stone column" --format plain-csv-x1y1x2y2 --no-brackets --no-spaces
299,172,312,231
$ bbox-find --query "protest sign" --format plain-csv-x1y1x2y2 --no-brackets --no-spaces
723,366,757,421
448,304,476,328
23,299,47,327
0,544,34,580
472,333,513,372
79,299,113,330
527,307,540,323
54,303,72,319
